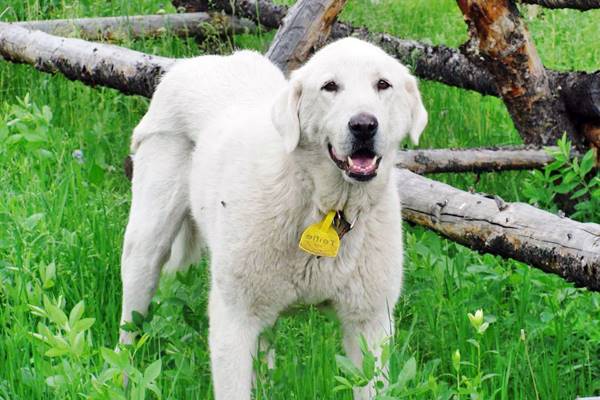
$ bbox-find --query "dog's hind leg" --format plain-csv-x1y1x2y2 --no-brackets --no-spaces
119,133,192,344
162,214,202,274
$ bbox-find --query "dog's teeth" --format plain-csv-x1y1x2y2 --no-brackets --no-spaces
347,156,354,167
369,157,378,167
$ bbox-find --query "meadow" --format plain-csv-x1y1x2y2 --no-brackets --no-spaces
1,0,599,398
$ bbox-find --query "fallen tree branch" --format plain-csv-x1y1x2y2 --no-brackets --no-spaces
173,0,288,29
266,0,347,71
397,168,600,291
12,13,256,42
0,22,175,97
183,0,600,121
2,25,598,290
396,146,556,174
519,0,600,10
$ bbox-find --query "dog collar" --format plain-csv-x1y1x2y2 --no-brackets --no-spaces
298,210,357,258
332,210,356,239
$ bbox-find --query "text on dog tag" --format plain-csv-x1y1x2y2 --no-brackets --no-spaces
299,211,340,257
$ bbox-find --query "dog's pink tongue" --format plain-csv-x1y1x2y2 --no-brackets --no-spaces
349,154,376,174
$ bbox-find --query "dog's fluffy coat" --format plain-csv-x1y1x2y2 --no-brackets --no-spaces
120,38,427,399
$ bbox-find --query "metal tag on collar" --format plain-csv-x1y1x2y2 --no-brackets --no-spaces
333,211,357,239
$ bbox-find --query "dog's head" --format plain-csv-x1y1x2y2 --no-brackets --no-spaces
272,38,427,183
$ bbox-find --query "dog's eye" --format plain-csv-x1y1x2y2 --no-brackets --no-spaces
321,81,339,92
376,79,392,91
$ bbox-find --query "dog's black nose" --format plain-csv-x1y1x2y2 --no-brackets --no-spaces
348,113,378,140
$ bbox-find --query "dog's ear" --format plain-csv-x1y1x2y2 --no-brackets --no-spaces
404,76,428,145
271,77,303,153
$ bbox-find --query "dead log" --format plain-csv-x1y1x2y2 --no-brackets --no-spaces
397,168,600,291
173,0,287,29
185,0,600,122
12,13,256,42
0,22,175,97
519,0,600,10
265,0,347,71
396,146,556,174
1,27,598,290
457,0,582,148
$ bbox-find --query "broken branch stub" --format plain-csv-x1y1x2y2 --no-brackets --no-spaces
265,0,348,72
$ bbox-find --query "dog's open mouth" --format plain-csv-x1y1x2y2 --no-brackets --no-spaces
328,143,382,181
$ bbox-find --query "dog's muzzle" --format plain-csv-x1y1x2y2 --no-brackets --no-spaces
327,143,382,182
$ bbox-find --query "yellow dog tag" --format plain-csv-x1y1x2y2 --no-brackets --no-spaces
299,211,340,257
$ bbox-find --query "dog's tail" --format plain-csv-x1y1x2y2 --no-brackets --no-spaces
163,215,203,274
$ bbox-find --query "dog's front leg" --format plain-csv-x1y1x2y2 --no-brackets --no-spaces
209,285,262,400
340,310,394,400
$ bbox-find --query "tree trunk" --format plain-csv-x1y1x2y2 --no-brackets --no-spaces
396,146,557,174
183,0,600,122
519,0,600,10
456,0,581,148
398,168,600,291
12,13,256,42
266,0,347,71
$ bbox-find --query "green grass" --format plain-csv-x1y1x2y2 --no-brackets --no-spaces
1,0,599,399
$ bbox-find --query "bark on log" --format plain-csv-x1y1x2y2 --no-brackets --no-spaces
519,0,600,10
396,146,556,174
12,13,256,42
266,0,347,71
183,0,600,121
457,0,581,147
0,22,175,97
553,70,600,120
397,168,600,291
173,0,287,29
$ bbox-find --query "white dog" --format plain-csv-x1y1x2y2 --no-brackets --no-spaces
119,37,427,399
